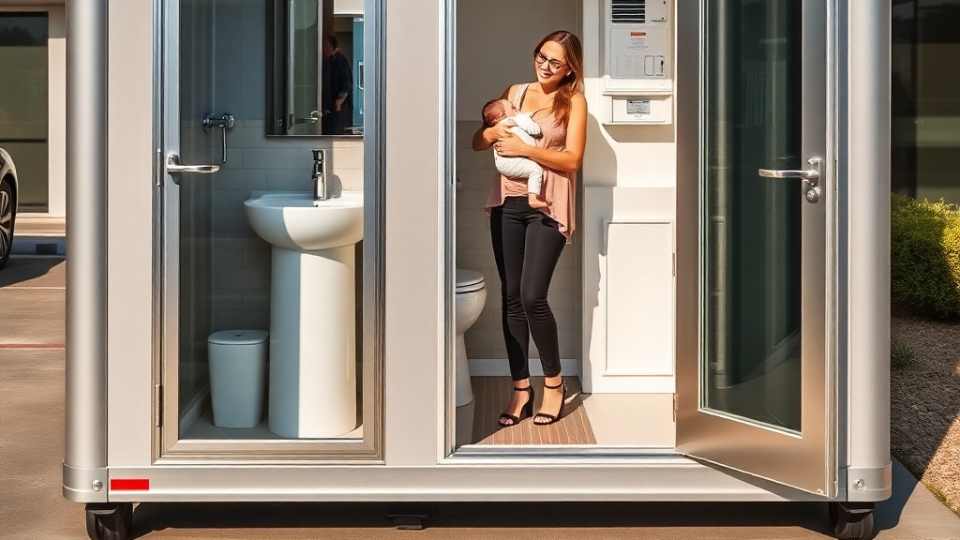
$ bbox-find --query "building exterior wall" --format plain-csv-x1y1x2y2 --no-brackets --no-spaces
891,0,960,203
0,3,66,216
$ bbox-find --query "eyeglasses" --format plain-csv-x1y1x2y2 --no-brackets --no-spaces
535,51,567,72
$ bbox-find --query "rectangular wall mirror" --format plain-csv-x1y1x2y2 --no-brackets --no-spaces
267,0,364,137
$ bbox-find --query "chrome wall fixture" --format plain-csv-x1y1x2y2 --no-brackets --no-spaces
201,112,235,164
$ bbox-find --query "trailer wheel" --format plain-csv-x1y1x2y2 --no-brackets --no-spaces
829,502,876,540
85,503,133,540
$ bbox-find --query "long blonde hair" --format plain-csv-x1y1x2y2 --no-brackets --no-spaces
533,30,584,127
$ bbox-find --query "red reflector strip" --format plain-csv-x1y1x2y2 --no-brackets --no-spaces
110,478,150,491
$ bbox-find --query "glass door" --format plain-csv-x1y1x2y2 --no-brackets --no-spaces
158,0,380,460
677,0,834,496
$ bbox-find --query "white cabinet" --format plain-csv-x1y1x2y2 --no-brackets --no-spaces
583,187,676,394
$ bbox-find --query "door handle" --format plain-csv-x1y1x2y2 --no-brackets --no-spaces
759,157,822,183
166,153,220,184
759,157,823,203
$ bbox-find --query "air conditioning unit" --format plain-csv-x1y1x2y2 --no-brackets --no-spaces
604,0,673,89
602,0,673,124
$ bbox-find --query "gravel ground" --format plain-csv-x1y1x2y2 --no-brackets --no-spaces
891,315,960,514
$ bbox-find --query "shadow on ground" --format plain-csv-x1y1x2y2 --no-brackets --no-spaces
0,255,62,287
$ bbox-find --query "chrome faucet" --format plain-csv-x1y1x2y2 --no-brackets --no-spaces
312,148,330,201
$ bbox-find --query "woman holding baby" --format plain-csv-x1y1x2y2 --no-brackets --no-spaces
471,30,587,427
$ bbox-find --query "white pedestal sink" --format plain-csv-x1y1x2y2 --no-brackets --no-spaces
244,191,363,438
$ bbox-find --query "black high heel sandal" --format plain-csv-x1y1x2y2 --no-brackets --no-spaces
498,386,534,427
534,380,566,425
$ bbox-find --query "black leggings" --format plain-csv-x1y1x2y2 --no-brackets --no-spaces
490,196,566,381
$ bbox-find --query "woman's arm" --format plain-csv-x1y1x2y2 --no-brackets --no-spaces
471,84,514,151
495,93,587,173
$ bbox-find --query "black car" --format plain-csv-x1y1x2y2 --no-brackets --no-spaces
0,148,18,268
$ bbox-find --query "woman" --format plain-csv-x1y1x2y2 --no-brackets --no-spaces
471,30,587,427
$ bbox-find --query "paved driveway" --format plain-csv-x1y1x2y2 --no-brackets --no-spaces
1,255,958,539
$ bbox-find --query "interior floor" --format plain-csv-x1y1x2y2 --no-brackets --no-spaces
461,376,595,445
457,376,677,447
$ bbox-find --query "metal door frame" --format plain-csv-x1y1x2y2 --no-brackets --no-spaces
153,0,385,463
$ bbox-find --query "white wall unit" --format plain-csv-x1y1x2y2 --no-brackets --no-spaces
597,0,674,125
609,93,672,124
583,186,675,394
604,0,673,87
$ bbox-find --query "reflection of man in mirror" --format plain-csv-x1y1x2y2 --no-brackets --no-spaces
322,34,353,135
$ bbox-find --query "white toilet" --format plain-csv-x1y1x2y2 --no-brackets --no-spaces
455,268,487,407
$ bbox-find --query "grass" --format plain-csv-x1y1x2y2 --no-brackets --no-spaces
891,339,916,370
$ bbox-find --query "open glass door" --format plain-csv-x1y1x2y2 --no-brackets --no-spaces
676,0,835,496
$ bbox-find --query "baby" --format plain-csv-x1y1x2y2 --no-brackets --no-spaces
482,98,547,209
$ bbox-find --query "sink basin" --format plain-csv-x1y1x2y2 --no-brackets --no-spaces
243,190,364,438
244,191,363,252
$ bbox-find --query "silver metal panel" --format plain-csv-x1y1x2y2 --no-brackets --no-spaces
104,0,158,469
360,0,387,466
442,0,457,461
844,0,892,502
380,0,444,466
62,0,109,503
154,0,385,462
676,0,838,497
105,456,827,502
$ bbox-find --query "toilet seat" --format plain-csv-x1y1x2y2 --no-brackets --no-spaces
456,268,485,294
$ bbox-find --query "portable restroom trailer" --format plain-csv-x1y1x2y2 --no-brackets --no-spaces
63,1,891,539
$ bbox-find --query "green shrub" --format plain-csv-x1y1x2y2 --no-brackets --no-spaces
890,339,915,370
891,194,960,319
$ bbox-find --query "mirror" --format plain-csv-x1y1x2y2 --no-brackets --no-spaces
267,0,364,137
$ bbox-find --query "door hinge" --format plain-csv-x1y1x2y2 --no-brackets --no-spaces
672,393,678,422
672,253,676,277
153,384,163,427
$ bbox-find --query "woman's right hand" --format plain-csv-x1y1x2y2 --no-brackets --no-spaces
485,120,514,144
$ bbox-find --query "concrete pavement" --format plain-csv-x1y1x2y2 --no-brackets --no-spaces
1,255,958,539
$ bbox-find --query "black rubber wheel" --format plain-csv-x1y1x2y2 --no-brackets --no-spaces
85,503,133,540
829,502,876,540
0,178,14,269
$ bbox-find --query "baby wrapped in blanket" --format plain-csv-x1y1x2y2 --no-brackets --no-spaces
482,98,547,208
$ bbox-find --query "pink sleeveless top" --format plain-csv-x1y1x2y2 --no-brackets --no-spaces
484,83,576,244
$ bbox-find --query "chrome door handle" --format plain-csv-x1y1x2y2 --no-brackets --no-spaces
759,157,823,203
759,157,822,184
166,153,220,184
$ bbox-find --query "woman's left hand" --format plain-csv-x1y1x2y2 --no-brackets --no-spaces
494,132,531,158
